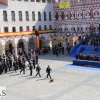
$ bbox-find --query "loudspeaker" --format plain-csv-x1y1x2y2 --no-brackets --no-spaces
35,30,39,36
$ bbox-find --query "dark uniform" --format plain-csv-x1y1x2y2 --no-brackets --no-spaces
36,65,41,77
32,56,35,69
62,46,64,54
20,62,25,74
75,53,79,59
56,47,58,57
0,61,3,74
13,61,17,73
29,61,33,76
9,56,12,68
36,54,38,64
2,61,7,73
46,65,52,78
6,57,10,71
18,57,22,69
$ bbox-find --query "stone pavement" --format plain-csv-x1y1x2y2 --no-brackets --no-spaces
0,52,100,100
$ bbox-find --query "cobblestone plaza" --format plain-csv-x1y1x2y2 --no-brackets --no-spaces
0,53,100,100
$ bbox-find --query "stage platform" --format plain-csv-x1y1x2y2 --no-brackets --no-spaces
67,64,100,71
73,60,100,68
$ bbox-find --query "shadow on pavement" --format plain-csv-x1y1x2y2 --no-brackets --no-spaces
26,76,36,79
10,73,19,76
36,78,47,81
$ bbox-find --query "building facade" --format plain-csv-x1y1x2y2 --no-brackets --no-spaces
0,0,100,56
0,0,54,55
53,0,100,34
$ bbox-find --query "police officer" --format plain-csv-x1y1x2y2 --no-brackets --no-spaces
13,60,17,73
75,53,79,59
46,65,52,78
20,61,25,74
32,55,35,69
56,47,58,57
62,46,64,54
3,61,7,74
6,57,10,71
9,56,12,68
36,53,38,64
29,61,33,76
36,64,41,77
18,57,22,69
0,61,2,74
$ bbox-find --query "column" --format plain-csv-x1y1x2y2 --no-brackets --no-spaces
14,45,18,57
24,42,28,54
36,35,40,48
2,45,5,55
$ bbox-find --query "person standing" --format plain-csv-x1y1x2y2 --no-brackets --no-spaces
29,61,33,76
32,54,36,69
13,60,17,73
36,64,41,77
62,46,64,54
56,47,58,57
46,65,52,78
36,53,38,64
0,61,3,74
20,61,25,74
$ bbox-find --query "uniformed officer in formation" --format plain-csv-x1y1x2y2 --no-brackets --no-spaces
46,65,52,78
36,64,41,77
29,61,33,76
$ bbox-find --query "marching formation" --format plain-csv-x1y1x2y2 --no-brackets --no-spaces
0,51,52,79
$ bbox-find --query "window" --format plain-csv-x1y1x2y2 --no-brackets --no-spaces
26,26,29,31
3,11,7,21
42,0,46,3
19,11,22,21
11,11,15,21
44,25,47,30
30,0,34,1
24,0,28,1
19,26,23,32
38,12,41,21
36,0,40,2
4,27,8,32
32,11,35,21
44,12,46,21
47,0,51,3
33,26,35,31
12,27,16,32
25,11,29,21
49,12,52,21
49,25,52,30
39,25,41,30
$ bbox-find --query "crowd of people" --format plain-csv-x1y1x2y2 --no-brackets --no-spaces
0,50,52,79
52,43,64,57
82,34,100,46
75,53,100,61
